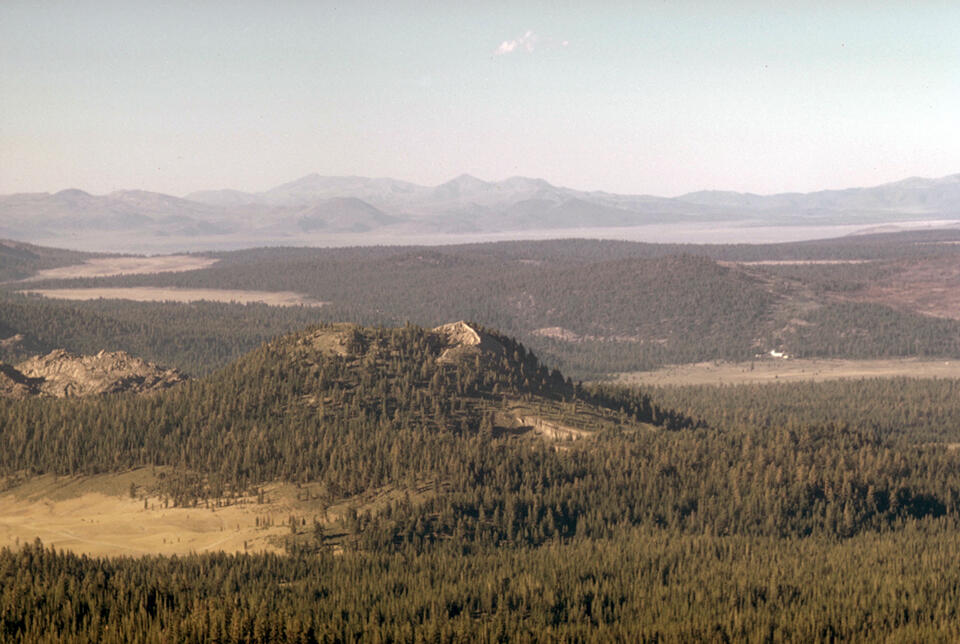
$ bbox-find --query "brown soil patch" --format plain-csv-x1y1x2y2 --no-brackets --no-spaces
844,257,960,320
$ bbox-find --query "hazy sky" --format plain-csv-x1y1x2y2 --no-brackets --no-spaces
2,1,959,197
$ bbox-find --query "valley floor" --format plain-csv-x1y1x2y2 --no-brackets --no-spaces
614,357,960,386
21,255,219,281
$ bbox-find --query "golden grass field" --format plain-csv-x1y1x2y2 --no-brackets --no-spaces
0,470,430,557
614,358,960,387
0,402,631,558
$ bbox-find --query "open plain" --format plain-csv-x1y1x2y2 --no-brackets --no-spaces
614,357,960,386
0,471,421,557
23,255,219,281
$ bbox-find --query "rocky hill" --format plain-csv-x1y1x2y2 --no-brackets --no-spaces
433,320,506,364
0,362,42,399
3,349,185,398
287,320,508,367
0,321,671,492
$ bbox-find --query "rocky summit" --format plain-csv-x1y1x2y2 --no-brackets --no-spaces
433,321,506,365
9,349,185,398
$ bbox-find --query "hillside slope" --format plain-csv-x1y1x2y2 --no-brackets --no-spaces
6,320,960,641
2,320,957,557
0,239,95,282
0,322,667,491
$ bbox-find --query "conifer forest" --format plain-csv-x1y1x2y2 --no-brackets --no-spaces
4,234,960,641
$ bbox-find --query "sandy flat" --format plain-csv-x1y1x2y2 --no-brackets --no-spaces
614,358,960,387
26,255,219,281
20,287,325,307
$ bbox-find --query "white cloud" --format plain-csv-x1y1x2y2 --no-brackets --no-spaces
495,30,537,56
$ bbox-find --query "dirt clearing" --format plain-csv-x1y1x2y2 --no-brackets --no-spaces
845,256,960,320
19,287,325,307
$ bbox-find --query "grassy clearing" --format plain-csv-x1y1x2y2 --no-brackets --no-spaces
614,357,960,386
0,471,433,557
23,255,219,281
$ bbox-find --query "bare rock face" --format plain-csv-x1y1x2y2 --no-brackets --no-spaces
0,362,43,399
14,349,186,398
295,324,354,358
0,334,25,349
433,321,505,365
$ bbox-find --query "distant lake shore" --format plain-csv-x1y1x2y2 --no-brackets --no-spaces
12,219,960,254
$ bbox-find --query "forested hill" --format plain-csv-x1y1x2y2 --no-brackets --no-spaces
0,321,673,497
9,324,960,639
4,319,955,555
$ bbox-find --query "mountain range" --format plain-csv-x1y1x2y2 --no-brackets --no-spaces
2,172,960,243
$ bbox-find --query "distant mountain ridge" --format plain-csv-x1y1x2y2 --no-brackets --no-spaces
2,172,960,244
678,174,960,218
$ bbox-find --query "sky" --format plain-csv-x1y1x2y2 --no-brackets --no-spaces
2,1,959,197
